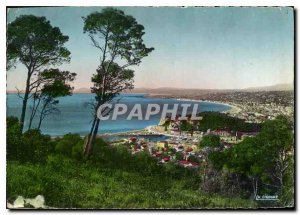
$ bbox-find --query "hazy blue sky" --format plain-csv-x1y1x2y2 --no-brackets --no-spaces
7,7,294,90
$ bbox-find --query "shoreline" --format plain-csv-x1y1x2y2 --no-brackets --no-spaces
165,96,242,115
34,94,242,138
144,93,239,111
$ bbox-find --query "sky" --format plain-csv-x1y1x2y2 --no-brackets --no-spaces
7,6,294,90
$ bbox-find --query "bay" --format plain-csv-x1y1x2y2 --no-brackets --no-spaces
6,93,231,136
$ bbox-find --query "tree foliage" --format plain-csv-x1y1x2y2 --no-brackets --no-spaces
7,15,70,69
200,134,221,148
91,61,134,101
83,8,154,67
7,15,71,132
7,116,53,163
197,112,261,132
28,68,76,129
82,8,154,157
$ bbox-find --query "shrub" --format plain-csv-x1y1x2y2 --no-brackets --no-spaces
22,129,52,163
188,155,200,163
175,152,183,160
7,116,22,160
71,140,84,160
55,133,82,157
7,116,53,163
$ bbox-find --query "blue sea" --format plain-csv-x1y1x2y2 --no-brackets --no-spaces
7,93,231,136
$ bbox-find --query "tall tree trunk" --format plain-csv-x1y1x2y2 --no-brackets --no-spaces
91,118,100,145
28,96,39,130
83,45,107,158
83,116,97,157
252,178,258,199
84,118,100,158
20,91,29,132
20,70,32,132
28,111,34,130
37,102,47,130
37,114,43,130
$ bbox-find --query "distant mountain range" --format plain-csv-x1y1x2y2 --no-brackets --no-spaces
125,83,294,94
7,83,293,94
73,87,91,93
243,83,293,91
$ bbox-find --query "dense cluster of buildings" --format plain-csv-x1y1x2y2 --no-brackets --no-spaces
109,90,293,169
152,90,294,123
110,124,258,169
199,91,293,123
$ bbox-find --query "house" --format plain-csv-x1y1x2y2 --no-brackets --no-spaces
128,137,137,143
182,143,198,152
141,143,147,150
175,145,184,152
156,140,168,149
162,156,170,163
223,142,233,149
212,129,233,137
171,128,180,135
155,152,162,158
179,160,199,168
168,142,178,148
236,132,258,140
185,148,193,156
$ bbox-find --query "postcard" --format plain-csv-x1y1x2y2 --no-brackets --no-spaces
6,6,294,209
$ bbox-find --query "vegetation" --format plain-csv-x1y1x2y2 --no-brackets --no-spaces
200,134,221,148
180,120,195,136
6,8,294,209
197,112,262,132
7,158,257,209
7,116,258,208
7,116,53,163
207,116,294,207
28,68,77,130
7,15,71,132
82,8,154,157
7,114,294,208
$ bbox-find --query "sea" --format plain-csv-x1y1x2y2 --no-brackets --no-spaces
7,93,231,136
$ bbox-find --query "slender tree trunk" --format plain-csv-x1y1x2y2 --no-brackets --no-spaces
202,157,208,191
28,97,36,130
83,116,97,157
37,102,47,130
20,88,29,132
20,69,32,132
252,178,258,199
28,96,40,130
83,36,108,158
20,83,30,131
37,115,43,130
235,173,241,193
91,118,100,145
28,110,34,130
84,118,100,158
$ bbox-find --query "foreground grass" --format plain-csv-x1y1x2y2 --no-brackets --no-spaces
7,155,257,209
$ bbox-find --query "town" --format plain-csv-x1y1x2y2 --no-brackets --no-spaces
105,90,294,170
106,113,259,169
147,90,294,123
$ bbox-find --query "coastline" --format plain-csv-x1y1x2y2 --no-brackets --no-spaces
97,97,242,138
50,128,151,139
21,93,241,138
147,94,242,115
174,98,242,115
145,93,241,113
